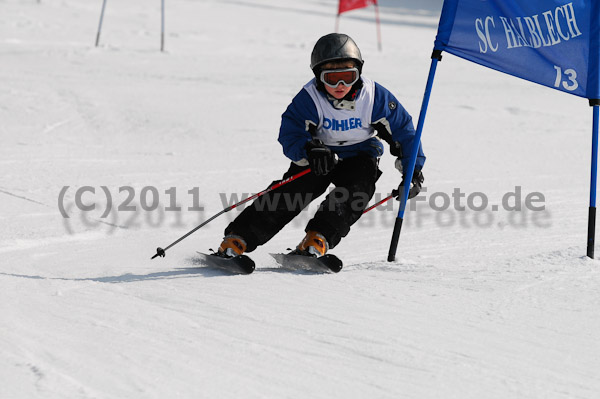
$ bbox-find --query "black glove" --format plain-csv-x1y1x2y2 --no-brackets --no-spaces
397,168,424,200
305,140,336,176
390,141,403,157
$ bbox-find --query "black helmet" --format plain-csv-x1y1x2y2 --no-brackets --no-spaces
310,33,364,72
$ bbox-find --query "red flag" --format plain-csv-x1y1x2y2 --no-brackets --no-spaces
338,0,377,15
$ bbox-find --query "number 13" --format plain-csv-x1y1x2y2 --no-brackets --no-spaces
554,66,579,91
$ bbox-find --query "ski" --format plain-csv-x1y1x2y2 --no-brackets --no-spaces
195,252,255,274
270,253,343,273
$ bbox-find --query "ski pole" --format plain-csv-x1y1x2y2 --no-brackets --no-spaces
362,189,399,214
151,168,312,259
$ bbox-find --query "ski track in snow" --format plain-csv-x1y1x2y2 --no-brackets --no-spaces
1,0,600,398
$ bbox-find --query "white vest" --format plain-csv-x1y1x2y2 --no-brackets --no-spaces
303,77,376,147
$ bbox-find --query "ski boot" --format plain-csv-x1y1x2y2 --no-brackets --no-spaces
216,234,247,258
290,230,328,257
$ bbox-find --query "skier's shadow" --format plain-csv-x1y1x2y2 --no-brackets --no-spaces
0,258,247,283
1,265,330,282
84,263,241,282
82,266,232,282
0,254,335,282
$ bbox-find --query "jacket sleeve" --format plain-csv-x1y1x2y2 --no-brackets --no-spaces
278,88,319,163
371,82,426,171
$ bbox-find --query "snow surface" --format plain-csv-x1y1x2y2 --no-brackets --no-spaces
1,0,600,398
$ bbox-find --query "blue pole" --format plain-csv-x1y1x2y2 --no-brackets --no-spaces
587,102,599,258
388,51,441,262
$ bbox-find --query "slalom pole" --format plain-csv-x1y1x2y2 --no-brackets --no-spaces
587,100,599,258
387,50,442,262
160,0,165,52
95,0,108,47
151,168,312,259
374,2,382,52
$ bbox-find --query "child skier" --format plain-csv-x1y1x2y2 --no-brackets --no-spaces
216,33,425,259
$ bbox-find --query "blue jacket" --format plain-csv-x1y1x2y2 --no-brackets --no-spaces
278,78,426,172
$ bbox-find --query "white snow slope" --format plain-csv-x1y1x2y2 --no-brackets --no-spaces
1,0,600,398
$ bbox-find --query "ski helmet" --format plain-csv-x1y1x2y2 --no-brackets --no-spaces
310,33,364,72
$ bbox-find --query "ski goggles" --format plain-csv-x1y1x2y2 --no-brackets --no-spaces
319,67,360,88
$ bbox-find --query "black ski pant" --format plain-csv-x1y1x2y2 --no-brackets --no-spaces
224,154,381,252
